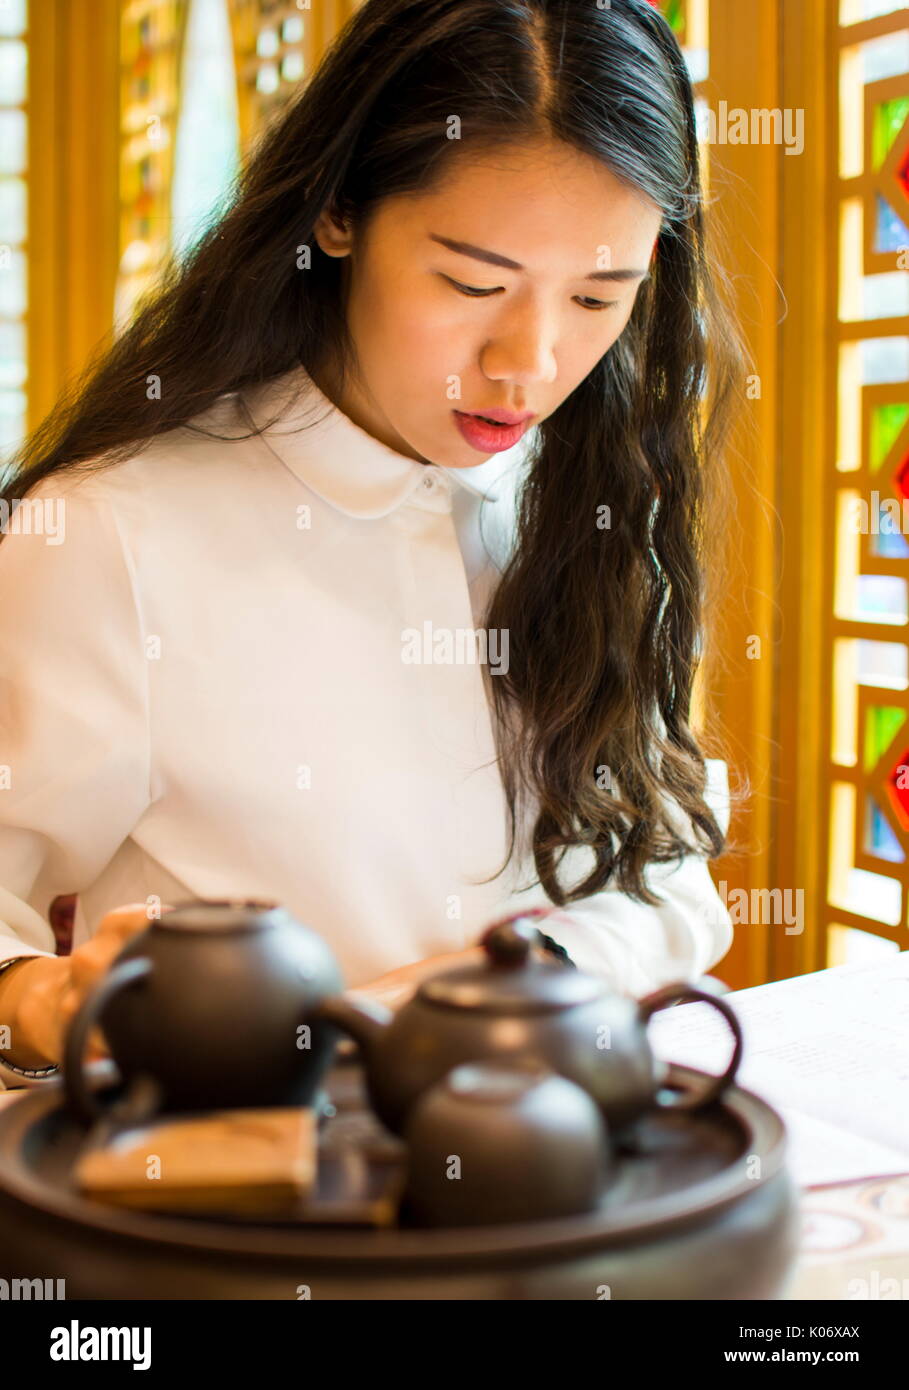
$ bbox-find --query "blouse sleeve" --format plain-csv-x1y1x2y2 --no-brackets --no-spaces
494,759,734,997
0,476,150,1080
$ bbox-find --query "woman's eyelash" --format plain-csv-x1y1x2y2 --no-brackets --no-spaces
443,275,617,311
575,296,617,311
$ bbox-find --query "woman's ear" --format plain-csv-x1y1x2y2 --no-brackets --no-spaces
312,204,353,258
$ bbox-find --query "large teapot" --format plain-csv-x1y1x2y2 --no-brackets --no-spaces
63,899,344,1124
316,912,743,1137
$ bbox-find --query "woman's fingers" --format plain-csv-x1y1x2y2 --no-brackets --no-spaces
345,945,489,1012
67,902,161,991
10,903,174,1068
62,902,172,1059
348,979,417,1011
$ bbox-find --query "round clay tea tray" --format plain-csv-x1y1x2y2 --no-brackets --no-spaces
0,1055,800,1300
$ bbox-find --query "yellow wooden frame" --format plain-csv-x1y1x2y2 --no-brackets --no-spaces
697,1,788,988
771,0,831,985
26,0,120,435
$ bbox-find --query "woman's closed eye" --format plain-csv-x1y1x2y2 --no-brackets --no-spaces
439,273,618,311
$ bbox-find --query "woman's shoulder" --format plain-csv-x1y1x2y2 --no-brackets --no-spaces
20,389,264,518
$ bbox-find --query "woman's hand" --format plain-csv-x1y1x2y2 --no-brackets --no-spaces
14,902,168,1067
347,946,486,1011
347,937,553,1011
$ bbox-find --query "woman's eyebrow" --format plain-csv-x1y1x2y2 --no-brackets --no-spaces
428,233,650,282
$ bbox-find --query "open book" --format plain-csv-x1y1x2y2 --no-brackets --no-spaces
648,951,909,1188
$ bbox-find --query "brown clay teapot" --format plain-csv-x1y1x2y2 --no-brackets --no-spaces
401,1061,612,1227
316,911,743,1137
63,899,345,1125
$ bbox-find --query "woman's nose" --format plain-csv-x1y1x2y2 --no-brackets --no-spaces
480,308,559,386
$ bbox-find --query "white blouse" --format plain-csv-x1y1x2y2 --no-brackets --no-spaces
0,363,733,1086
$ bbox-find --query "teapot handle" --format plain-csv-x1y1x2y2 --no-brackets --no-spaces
637,984,744,1112
63,956,154,1125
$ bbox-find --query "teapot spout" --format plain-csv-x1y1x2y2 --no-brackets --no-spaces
317,991,392,1055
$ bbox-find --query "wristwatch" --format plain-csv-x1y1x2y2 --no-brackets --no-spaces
0,956,61,1079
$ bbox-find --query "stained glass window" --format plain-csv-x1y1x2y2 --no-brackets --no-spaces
825,2,909,961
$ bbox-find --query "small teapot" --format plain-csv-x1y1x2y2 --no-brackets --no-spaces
316,912,743,1137
63,899,344,1125
401,1061,611,1228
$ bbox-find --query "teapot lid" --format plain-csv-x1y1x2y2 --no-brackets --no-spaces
157,899,286,932
418,914,605,1015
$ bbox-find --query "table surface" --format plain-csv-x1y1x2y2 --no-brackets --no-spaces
2,1085,907,1298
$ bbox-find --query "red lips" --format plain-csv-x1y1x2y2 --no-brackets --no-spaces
467,408,535,426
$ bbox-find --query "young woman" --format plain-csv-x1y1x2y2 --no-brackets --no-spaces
0,0,745,1085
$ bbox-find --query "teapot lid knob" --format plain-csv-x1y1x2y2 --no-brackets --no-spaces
420,908,604,1012
480,911,548,966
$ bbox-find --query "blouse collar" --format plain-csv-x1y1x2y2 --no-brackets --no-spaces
238,363,509,520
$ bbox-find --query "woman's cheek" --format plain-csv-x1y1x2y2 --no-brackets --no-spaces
407,309,474,373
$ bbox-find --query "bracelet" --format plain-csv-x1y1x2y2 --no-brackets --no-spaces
0,956,61,1079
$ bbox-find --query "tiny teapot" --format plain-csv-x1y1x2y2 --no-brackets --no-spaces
401,1061,611,1227
316,911,743,1137
63,899,344,1124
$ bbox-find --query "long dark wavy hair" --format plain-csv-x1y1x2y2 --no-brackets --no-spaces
2,0,749,908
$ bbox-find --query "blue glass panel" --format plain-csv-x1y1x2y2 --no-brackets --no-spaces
866,794,905,862
876,193,909,255
873,527,909,558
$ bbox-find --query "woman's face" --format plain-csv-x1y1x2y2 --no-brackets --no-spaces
312,137,664,468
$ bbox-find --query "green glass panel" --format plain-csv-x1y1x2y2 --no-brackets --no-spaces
663,0,685,36
873,96,909,171
864,704,906,771
871,402,909,472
